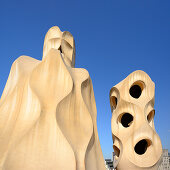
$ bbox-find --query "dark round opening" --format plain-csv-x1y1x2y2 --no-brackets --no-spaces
129,85,142,98
121,113,133,128
134,139,148,155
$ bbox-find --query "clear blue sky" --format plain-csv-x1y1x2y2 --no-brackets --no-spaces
0,0,170,159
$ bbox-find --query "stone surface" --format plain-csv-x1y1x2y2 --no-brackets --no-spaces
110,70,162,170
0,26,105,170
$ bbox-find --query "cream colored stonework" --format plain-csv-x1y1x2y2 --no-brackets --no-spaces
110,70,162,170
0,26,105,170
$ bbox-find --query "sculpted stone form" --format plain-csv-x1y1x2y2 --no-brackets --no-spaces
0,26,105,170
110,70,162,170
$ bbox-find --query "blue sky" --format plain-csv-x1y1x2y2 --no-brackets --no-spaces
0,0,170,158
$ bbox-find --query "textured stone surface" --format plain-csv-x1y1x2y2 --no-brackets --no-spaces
110,70,162,170
0,26,105,170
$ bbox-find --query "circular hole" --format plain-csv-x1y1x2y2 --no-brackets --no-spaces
147,110,155,123
110,96,117,110
120,113,133,128
129,85,142,98
134,139,149,155
113,145,120,158
129,81,145,99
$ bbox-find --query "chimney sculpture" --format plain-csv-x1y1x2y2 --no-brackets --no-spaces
0,26,105,170
109,70,162,170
